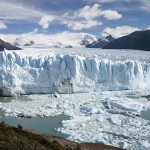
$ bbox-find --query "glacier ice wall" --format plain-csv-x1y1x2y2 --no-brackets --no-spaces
0,50,150,96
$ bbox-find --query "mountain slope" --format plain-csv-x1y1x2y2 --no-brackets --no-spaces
80,35,97,47
103,30,150,50
86,35,114,48
0,122,121,150
14,37,35,46
0,39,21,51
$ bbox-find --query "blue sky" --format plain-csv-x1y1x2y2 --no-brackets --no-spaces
0,0,150,38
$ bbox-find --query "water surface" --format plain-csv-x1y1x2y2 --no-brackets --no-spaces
0,96,70,138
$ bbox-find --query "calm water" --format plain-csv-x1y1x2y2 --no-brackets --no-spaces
0,96,70,139
0,114,70,138
141,109,150,121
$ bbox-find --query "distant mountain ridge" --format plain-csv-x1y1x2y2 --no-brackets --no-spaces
0,39,21,51
86,35,115,48
10,33,115,48
103,30,150,51
14,37,35,46
13,37,73,48
80,35,97,46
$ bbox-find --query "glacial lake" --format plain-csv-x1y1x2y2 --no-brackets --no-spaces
141,109,150,121
0,91,150,148
0,96,70,139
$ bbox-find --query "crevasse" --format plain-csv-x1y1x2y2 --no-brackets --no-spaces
0,50,150,96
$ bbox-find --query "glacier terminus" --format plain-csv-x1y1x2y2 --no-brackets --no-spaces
0,48,150,96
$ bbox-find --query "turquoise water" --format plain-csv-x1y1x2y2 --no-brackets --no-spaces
140,109,150,121
0,114,70,138
0,96,70,138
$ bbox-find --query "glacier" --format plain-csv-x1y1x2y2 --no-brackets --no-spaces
0,49,150,96
0,48,150,149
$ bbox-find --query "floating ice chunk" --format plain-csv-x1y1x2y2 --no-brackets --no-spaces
0,91,150,149
105,97,150,113
139,140,150,149
80,106,102,114
107,115,122,126
49,92,60,98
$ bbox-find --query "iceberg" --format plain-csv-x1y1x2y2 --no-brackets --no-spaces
104,97,150,114
0,49,150,96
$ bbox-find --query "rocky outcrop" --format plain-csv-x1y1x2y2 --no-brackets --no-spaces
0,39,21,51
0,122,122,150
103,30,150,51
86,35,114,48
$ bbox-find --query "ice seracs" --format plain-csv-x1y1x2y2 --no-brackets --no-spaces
0,49,150,96
0,48,150,150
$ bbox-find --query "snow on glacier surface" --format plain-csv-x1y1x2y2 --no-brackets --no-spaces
1,48,150,96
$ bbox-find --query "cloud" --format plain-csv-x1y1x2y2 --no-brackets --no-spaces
0,1,58,30
74,4,122,20
0,22,7,29
146,26,150,30
101,10,122,20
0,1,123,31
140,0,150,11
84,0,150,12
75,4,102,20
62,4,122,30
83,0,117,3
102,26,141,38
66,20,102,30
0,31,95,47
97,0,116,3
0,1,45,22
29,28,39,34
39,16,54,29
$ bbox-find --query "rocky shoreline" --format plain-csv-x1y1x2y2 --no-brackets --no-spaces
0,122,122,150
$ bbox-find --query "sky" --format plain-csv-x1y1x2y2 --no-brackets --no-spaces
0,0,150,41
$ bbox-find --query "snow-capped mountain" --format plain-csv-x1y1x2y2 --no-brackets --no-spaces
80,35,97,47
13,37,73,48
86,34,115,48
14,37,35,46
12,33,114,48
103,30,150,50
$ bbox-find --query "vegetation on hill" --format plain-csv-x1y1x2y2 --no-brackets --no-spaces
0,122,122,150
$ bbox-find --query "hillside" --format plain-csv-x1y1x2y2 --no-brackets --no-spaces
86,35,114,48
0,122,121,150
0,39,21,51
103,30,150,50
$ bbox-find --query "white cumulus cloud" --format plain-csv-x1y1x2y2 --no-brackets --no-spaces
62,4,122,30
75,4,102,20
102,26,141,38
74,4,122,20
39,16,54,29
146,26,150,30
101,10,122,20
64,20,102,31
0,22,7,29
